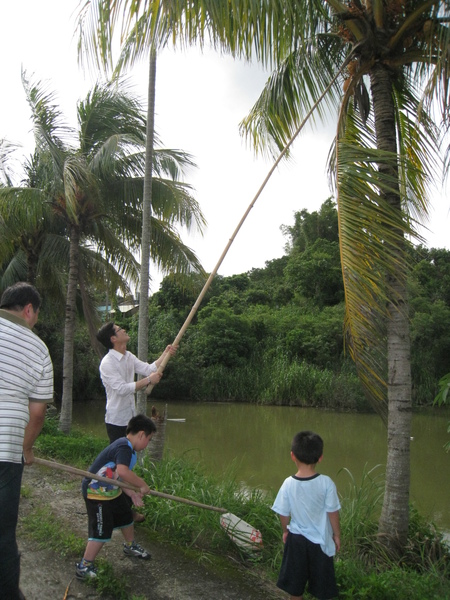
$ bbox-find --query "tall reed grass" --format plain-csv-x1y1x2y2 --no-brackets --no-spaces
193,353,367,411
335,466,450,599
136,455,282,563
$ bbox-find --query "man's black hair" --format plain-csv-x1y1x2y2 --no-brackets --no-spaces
96,322,117,350
291,431,324,465
0,282,42,312
126,414,157,436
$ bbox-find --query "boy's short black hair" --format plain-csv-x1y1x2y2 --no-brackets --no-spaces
96,322,116,349
126,414,157,436
291,431,324,465
0,282,42,312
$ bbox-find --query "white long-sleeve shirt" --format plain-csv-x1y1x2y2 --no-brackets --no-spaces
99,349,157,426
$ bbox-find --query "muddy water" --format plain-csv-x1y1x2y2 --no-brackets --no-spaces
72,400,450,530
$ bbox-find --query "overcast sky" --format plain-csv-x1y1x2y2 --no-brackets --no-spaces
2,1,449,293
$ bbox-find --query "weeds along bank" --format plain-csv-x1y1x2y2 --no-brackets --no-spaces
190,357,367,410
29,418,450,600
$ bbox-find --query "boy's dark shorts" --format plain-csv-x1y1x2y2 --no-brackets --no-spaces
277,532,338,599
84,493,133,541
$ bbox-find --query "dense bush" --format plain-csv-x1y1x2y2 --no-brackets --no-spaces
34,201,450,410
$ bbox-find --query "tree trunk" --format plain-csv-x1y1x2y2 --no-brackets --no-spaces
370,64,412,550
26,249,38,285
137,47,157,416
59,224,80,434
148,404,167,462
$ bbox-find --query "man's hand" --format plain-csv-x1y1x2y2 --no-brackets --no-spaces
23,447,35,466
23,401,47,465
149,372,163,386
153,344,179,374
166,345,178,356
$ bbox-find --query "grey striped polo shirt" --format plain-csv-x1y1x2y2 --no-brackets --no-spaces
0,310,53,463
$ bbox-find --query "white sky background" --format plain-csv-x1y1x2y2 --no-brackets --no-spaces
1,1,449,293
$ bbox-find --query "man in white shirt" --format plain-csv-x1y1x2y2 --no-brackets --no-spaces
96,322,177,443
96,322,177,523
0,282,54,600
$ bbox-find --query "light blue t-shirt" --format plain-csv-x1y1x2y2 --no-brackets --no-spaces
272,473,340,557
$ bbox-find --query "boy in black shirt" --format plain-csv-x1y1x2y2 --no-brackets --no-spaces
76,414,156,580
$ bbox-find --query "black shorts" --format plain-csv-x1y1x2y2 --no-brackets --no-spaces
277,532,338,599
106,423,127,443
84,493,133,541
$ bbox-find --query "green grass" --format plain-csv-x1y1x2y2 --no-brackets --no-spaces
337,464,385,549
91,561,131,599
335,558,450,600
35,415,106,466
333,467,450,599
20,484,33,499
20,505,85,557
135,455,281,562
19,503,135,599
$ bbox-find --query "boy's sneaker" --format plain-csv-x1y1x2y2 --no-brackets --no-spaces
123,541,151,560
75,560,98,580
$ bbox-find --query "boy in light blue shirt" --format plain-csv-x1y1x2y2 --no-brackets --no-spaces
272,431,341,600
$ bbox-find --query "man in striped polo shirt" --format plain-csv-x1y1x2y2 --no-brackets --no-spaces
0,282,54,600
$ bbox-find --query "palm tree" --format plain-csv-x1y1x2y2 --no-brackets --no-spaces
77,1,449,552
78,7,199,414
6,72,205,433
137,47,157,415
0,147,141,366
79,10,209,414
0,150,64,288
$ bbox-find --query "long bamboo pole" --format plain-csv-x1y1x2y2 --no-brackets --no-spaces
147,64,348,394
33,456,263,550
33,456,226,513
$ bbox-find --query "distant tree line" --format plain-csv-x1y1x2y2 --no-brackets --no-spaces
38,199,450,411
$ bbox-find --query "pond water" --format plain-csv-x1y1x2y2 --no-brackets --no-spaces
71,400,450,531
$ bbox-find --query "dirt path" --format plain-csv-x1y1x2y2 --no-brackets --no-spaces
18,464,285,600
